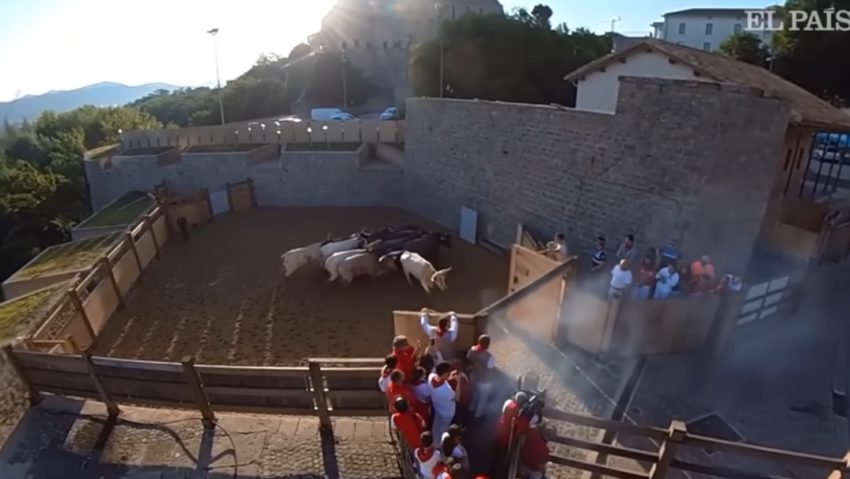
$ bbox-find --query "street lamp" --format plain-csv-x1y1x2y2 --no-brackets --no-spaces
434,3,445,98
341,50,349,108
207,27,226,125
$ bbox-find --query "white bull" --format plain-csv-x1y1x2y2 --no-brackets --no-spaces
320,237,363,263
280,242,323,277
399,251,452,294
325,249,366,282
337,252,397,285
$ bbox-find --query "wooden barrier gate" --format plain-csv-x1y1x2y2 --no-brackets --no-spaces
507,243,568,344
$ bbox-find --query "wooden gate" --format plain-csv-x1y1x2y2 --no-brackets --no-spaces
507,244,566,344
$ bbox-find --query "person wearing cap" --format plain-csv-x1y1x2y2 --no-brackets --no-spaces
421,309,459,362
414,431,443,479
390,396,427,450
429,361,459,440
467,334,496,420
391,335,418,381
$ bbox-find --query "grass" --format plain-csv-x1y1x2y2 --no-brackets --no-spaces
186,144,265,153
78,191,153,228
12,232,123,281
285,142,362,152
0,283,68,344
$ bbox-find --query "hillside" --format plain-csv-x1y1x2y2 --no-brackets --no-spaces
1,82,180,123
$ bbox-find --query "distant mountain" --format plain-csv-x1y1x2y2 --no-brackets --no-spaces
0,82,181,123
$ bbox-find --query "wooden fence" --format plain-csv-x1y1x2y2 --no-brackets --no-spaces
4,348,385,429
226,178,257,213
22,208,170,353
536,407,849,479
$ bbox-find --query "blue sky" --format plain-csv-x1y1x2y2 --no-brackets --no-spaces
0,0,771,102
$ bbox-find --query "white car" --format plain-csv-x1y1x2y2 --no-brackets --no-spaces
330,113,355,121
380,107,398,120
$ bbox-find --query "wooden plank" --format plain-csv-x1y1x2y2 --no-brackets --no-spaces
83,349,120,417
14,350,89,374
328,408,386,417
195,364,308,377
37,385,101,401
684,435,846,470
325,390,384,400
3,346,41,404
671,459,785,479
321,367,381,377
182,356,216,425
92,356,183,373
549,434,657,463
26,369,97,392
543,408,668,440
204,386,313,399
307,357,386,365
548,454,649,479
309,361,332,430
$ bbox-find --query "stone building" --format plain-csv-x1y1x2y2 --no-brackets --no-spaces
307,0,504,102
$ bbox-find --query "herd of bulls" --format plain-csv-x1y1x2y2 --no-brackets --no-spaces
280,224,454,293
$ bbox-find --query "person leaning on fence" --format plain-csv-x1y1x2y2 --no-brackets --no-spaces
391,396,427,450
467,334,496,420
415,431,444,479
609,259,633,299
421,309,459,362
545,233,569,262
632,252,657,300
519,422,553,479
653,263,680,299
689,255,716,294
378,355,398,393
430,361,459,441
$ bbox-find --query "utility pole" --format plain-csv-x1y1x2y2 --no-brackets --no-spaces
610,16,622,52
207,28,226,125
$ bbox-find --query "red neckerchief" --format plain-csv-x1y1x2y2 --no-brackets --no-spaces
435,326,447,337
432,462,448,477
416,446,435,463
381,367,391,377
471,345,483,352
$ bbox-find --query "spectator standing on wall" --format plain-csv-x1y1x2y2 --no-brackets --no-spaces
467,334,496,420
591,236,607,272
616,234,639,266
609,260,633,299
653,264,680,299
430,361,459,440
421,309,459,362
545,233,569,261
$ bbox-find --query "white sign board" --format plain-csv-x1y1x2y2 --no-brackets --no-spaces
459,207,478,244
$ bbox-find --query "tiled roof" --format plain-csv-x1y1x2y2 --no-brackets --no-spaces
564,39,850,130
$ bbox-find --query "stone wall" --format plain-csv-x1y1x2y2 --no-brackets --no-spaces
403,77,791,272
85,146,404,211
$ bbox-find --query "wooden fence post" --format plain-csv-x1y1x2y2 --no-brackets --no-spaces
64,335,80,354
68,289,96,346
248,178,257,207
181,356,216,428
2,345,40,405
203,188,213,222
145,216,161,259
827,451,850,479
100,257,123,309
225,182,233,212
82,348,120,418
650,420,687,479
124,232,144,282
308,361,332,432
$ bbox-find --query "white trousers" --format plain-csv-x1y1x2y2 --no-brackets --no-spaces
431,412,452,441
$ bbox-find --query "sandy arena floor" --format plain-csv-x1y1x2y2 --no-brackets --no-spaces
94,207,507,365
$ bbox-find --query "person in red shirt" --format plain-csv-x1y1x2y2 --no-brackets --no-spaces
391,396,427,450
391,335,418,381
447,361,472,422
519,423,552,479
386,370,417,413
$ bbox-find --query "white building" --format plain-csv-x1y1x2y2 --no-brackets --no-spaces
651,7,779,52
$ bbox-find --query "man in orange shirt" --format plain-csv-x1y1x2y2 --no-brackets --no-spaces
689,255,716,294
391,396,427,450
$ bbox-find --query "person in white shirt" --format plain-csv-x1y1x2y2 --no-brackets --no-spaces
653,264,680,299
414,431,443,479
466,334,496,419
377,355,397,393
420,309,459,361
440,424,470,472
609,259,633,299
545,233,569,262
429,361,458,440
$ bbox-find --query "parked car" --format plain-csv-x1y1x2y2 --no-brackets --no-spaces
380,107,399,120
330,112,356,121
311,108,351,121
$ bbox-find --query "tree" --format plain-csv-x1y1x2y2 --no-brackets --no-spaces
411,9,610,106
771,0,850,104
307,52,371,107
719,32,769,66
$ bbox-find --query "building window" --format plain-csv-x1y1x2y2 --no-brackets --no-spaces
734,23,742,33
801,132,850,199
705,23,713,35
703,42,711,51
678,22,686,34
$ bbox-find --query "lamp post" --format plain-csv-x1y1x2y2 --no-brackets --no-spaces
435,3,445,98
207,27,226,125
